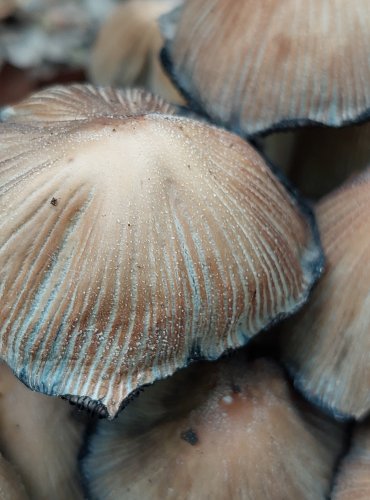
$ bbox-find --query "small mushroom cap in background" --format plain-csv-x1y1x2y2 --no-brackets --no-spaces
89,0,184,104
0,453,29,500
332,420,370,499
0,84,322,418
281,169,370,419
161,0,370,136
82,356,345,500
0,362,85,500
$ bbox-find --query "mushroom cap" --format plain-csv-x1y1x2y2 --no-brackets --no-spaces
89,0,184,103
0,453,29,500
161,0,370,136
0,362,85,500
0,84,322,417
281,169,370,419
332,421,370,499
82,357,344,500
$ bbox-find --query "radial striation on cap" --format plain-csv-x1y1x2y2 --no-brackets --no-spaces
332,421,370,499
161,0,370,136
82,357,345,500
0,84,322,417
281,169,370,419
0,84,177,123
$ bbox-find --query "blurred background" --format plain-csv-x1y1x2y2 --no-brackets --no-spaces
0,0,120,105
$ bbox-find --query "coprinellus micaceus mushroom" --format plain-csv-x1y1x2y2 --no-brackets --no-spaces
0,84,322,418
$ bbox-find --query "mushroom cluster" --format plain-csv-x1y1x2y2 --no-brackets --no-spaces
0,0,370,498
160,0,370,198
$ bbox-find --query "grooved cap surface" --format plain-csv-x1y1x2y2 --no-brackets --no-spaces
0,84,322,417
161,0,370,135
281,170,370,419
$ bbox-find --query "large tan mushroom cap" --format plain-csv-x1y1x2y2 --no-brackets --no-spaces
0,453,29,500
281,169,370,419
332,421,370,499
0,84,322,417
161,0,370,136
83,357,344,500
0,362,85,500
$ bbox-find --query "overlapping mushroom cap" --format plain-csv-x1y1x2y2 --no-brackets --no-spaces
82,357,344,500
281,169,370,419
161,0,370,136
0,362,85,500
0,84,322,417
0,453,28,500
